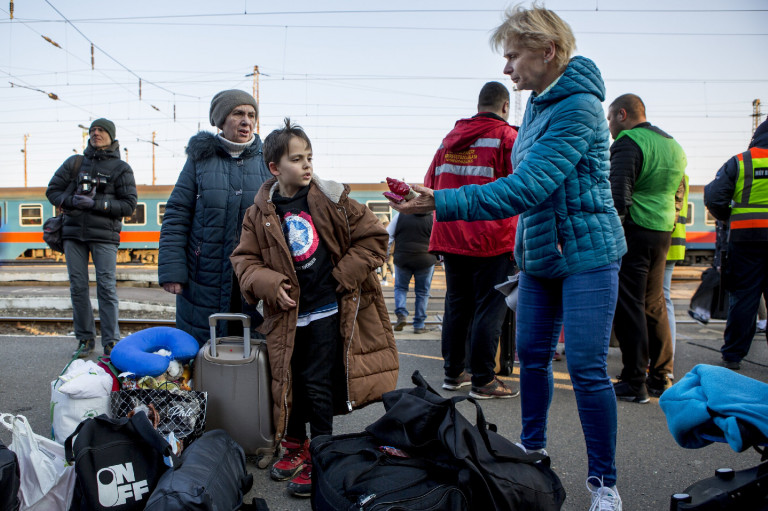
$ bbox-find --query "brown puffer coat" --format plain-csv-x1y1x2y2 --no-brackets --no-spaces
231,176,398,440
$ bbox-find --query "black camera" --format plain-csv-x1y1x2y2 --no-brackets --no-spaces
77,171,109,194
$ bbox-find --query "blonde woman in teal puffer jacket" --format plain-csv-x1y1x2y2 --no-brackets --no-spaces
391,6,627,510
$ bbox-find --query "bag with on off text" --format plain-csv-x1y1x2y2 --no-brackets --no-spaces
65,411,179,511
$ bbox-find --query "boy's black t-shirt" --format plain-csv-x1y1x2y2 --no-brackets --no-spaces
272,184,337,315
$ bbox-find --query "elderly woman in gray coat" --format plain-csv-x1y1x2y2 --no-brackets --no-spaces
159,89,271,344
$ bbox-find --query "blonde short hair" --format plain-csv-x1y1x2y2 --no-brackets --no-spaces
490,3,576,71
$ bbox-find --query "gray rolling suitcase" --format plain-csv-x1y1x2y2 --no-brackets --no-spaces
193,313,276,468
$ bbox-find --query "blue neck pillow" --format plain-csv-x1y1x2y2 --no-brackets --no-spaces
110,327,200,377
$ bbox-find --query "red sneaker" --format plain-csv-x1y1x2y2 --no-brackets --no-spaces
287,456,312,498
270,437,309,481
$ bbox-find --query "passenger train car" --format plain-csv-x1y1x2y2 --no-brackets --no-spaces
0,183,394,262
684,184,718,266
0,182,716,263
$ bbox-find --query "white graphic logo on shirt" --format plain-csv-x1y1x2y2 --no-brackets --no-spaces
282,211,319,263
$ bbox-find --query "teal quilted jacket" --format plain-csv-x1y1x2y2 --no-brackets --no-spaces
435,56,626,278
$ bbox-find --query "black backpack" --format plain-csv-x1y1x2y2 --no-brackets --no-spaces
0,438,21,511
65,412,180,511
312,371,566,511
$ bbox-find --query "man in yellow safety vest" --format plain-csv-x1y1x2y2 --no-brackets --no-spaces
704,118,768,370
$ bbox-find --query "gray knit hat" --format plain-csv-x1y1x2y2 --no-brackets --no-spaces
209,89,258,129
89,118,116,142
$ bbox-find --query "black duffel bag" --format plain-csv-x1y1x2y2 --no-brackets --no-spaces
312,371,566,511
144,429,253,511
65,411,180,511
312,432,470,510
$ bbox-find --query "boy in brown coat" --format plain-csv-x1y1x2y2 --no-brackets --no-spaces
230,118,398,498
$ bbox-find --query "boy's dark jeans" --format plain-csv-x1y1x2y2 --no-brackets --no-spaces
286,313,340,440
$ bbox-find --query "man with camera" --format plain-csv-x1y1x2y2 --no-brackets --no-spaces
46,118,137,358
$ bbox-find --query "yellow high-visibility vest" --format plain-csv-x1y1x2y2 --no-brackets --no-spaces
731,147,768,231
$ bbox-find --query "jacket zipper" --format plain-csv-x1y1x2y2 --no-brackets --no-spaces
338,203,359,412
266,200,299,441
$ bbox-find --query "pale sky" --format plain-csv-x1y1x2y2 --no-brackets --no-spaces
1,0,766,188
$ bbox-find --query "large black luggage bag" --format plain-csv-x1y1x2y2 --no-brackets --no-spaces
671,462,768,510
312,371,565,511
496,308,516,376
689,267,729,323
311,432,469,510
144,429,253,511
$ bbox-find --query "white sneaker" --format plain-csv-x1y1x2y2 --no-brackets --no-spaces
587,476,622,511
514,442,548,457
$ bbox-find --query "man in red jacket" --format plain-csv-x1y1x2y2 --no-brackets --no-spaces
425,81,519,399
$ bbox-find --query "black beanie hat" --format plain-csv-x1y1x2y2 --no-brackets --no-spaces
89,118,116,142
209,89,258,129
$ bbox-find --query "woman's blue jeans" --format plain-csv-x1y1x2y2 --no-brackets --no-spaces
517,261,619,486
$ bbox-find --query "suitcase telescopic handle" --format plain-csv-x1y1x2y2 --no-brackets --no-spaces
208,313,252,359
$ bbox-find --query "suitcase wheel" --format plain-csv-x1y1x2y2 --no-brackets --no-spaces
497,361,513,376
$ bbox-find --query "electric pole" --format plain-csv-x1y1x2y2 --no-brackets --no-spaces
753,99,762,134
152,131,157,186
137,134,159,185
246,65,262,134
78,124,89,150
22,134,28,187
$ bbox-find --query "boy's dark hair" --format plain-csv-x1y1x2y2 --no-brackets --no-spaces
263,117,312,166
478,81,510,112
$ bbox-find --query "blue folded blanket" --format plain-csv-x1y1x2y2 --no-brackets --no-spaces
659,364,768,452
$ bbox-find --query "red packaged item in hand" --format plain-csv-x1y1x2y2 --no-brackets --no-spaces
386,177,418,201
383,191,405,203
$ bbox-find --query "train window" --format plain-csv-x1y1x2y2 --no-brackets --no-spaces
366,201,391,223
705,209,717,226
157,203,166,225
124,203,146,225
686,202,694,226
0,205,3,226
19,204,43,226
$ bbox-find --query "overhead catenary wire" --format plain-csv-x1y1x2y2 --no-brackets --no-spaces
1,3,764,188
41,0,198,99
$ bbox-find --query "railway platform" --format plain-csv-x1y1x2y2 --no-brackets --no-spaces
1,302,766,510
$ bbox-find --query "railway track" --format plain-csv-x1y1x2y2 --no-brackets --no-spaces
0,316,174,327
0,316,176,337
0,315,444,336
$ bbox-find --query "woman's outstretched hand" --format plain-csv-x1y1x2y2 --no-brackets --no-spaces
389,184,436,214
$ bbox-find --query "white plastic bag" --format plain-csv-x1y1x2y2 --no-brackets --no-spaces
494,273,520,311
50,378,110,445
56,359,113,399
0,413,76,511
